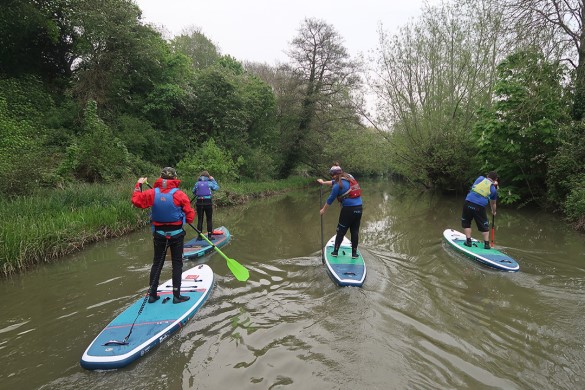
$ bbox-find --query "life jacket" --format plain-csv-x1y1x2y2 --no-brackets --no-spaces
471,178,493,198
337,175,362,202
195,179,212,198
151,188,184,223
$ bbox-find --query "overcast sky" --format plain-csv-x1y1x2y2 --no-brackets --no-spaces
134,0,434,65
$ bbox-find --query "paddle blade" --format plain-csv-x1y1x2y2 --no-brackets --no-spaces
227,258,249,282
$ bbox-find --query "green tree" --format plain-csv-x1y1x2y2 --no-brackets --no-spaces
171,27,220,70
474,50,570,205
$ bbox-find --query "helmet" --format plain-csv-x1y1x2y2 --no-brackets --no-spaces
160,167,177,179
329,166,343,176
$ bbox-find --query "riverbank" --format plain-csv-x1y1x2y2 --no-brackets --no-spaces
0,176,314,277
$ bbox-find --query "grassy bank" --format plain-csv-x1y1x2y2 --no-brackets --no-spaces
0,176,313,277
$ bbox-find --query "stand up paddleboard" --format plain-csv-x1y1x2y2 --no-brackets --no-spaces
183,226,230,260
324,235,366,287
443,229,519,272
80,264,214,370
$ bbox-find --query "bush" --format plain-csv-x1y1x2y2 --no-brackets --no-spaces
59,101,130,182
176,138,241,182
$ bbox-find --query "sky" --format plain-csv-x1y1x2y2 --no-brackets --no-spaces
134,0,433,65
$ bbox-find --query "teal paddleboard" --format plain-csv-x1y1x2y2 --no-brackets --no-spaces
80,264,214,370
443,229,519,272
324,235,366,287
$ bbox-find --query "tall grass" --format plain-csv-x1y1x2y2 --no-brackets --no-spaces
0,176,313,276
0,181,148,276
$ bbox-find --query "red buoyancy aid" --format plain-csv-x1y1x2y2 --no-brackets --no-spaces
337,175,362,202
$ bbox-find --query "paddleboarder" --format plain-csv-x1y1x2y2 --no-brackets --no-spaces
132,167,195,304
192,171,219,241
317,164,363,259
461,171,499,249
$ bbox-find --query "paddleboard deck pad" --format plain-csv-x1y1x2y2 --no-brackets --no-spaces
183,226,230,260
443,229,519,272
80,264,214,370
324,235,366,287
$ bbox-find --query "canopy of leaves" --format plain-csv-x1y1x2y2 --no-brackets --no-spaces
473,50,571,205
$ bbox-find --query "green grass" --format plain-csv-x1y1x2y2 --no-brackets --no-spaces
0,176,313,276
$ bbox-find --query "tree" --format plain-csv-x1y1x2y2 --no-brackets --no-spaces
369,0,507,188
504,0,585,119
171,27,220,70
473,50,570,205
281,18,361,176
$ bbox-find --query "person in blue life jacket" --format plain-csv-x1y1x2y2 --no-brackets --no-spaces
132,167,196,304
317,164,363,259
461,171,499,249
192,171,219,240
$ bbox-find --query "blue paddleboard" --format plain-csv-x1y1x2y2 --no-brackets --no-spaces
443,229,519,272
80,264,214,370
183,226,230,260
324,235,366,287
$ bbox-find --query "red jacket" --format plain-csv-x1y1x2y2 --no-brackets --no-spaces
131,177,195,226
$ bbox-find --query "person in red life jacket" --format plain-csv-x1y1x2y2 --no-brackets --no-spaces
192,170,219,241
317,164,363,259
131,167,196,304
461,171,499,249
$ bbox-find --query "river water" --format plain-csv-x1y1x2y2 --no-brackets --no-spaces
1,180,584,390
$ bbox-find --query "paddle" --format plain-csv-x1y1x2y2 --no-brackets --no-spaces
144,180,248,281
319,186,325,264
490,213,495,247
187,223,249,282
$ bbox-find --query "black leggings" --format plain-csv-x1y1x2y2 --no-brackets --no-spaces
150,229,185,297
334,205,363,252
196,203,213,234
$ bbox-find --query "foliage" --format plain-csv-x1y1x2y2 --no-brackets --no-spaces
563,174,585,230
176,138,242,182
547,121,585,206
371,0,506,189
0,77,59,194
59,101,130,182
474,50,571,205
171,27,220,70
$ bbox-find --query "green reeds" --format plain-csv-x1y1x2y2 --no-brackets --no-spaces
0,176,313,277
0,181,148,276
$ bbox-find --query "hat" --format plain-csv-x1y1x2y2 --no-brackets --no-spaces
329,166,343,175
160,167,177,179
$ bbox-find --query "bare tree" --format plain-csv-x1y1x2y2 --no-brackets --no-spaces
504,0,585,119
280,18,360,176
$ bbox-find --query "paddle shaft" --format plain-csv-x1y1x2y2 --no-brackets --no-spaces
490,213,495,247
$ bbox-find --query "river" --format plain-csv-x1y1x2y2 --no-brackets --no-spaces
1,179,584,389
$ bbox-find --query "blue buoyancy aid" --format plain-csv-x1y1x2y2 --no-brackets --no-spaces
195,180,212,198
151,188,184,223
